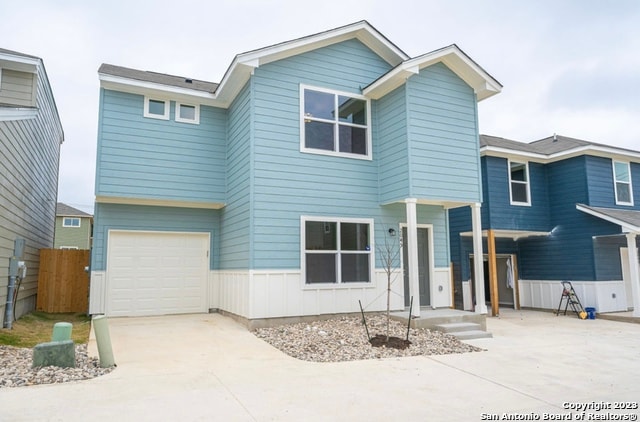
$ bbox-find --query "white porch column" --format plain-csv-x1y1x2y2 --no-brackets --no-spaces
471,203,487,314
405,198,421,318
625,232,640,317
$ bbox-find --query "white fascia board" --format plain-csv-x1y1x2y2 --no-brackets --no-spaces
233,22,407,69
480,146,549,163
99,73,223,107
98,22,408,109
576,204,640,233
481,145,640,164
0,107,38,121
0,53,39,73
364,46,502,101
363,64,419,99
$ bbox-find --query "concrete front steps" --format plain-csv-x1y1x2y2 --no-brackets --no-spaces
389,309,492,340
433,322,493,340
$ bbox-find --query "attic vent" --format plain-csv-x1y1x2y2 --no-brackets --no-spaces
185,78,193,83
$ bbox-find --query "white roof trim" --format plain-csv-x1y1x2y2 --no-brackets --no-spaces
481,144,640,163
0,52,39,73
576,204,640,234
364,45,502,101
100,21,409,108
233,21,407,69
99,73,221,106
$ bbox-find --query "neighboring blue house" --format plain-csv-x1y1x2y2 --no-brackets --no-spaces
89,21,502,321
449,134,640,316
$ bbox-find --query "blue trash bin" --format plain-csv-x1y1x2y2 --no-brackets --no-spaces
585,307,596,320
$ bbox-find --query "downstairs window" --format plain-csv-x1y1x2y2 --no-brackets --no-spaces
302,217,373,284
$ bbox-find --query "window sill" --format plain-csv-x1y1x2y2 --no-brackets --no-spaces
300,148,372,161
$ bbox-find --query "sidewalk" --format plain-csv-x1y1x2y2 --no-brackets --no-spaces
0,309,638,421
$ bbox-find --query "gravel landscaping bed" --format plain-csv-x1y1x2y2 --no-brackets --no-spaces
254,314,484,362
0,344,114,388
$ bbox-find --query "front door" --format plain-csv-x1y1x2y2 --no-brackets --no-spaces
403,227,430,307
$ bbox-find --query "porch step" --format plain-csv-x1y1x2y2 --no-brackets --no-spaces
448,329,493,340
435,322,481,333
434,322,493,340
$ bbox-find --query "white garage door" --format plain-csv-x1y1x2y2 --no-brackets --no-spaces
106,231,209,317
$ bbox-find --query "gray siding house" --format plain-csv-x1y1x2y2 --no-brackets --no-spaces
1,48,64,326
54,203,93,250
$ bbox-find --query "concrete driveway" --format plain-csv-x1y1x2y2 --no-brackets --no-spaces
1,309,639,422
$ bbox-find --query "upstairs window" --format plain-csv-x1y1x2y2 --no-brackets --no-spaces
613,161,633,206
301,86,371,159
144,97,169,120
509,160,530,206
302,217,372,285
176,102,200,124
63,217,81,228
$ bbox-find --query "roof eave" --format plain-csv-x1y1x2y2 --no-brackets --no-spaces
481,144,640,163
99,73,223,106
576,204,640,234
363,45,502,101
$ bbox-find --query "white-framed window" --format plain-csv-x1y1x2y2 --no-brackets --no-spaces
143,96,170,120
63,217,81,228
613,160,634,206
508,160,531,206
300,85,371,160
176,102,200,124
301,216,373,285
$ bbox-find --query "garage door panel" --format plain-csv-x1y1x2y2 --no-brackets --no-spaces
106,231,209,317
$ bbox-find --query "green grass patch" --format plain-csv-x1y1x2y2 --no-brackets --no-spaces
0,312,91,348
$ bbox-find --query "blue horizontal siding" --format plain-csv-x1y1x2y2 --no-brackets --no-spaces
248,39,396,269
483,156,550,231
91,203,220,271
405,63,481,202
587,156,640,210
219,82,252,270
377,85,410,203
95,89,227,204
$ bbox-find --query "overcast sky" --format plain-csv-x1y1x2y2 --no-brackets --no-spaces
2,0,639,213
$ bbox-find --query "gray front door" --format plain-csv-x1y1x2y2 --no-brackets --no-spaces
402,227,430,307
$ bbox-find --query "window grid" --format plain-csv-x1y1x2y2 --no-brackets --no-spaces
300,85,371,160
508,160,531,206
302,217,373,285
613,161,634,206
63,217,81,228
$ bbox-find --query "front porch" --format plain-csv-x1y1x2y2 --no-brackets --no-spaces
390,308,491,339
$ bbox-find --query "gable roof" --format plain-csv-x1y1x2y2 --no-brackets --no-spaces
480,134,640,163
364,44,502,101
56,202,92,218
99,21,499,107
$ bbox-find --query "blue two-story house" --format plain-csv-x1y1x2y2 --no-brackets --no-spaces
450,134,640,317
89,21,502,323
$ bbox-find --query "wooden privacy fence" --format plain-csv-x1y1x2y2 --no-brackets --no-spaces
37,249,90,313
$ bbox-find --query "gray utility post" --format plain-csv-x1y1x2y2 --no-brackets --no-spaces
4,238,26,329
